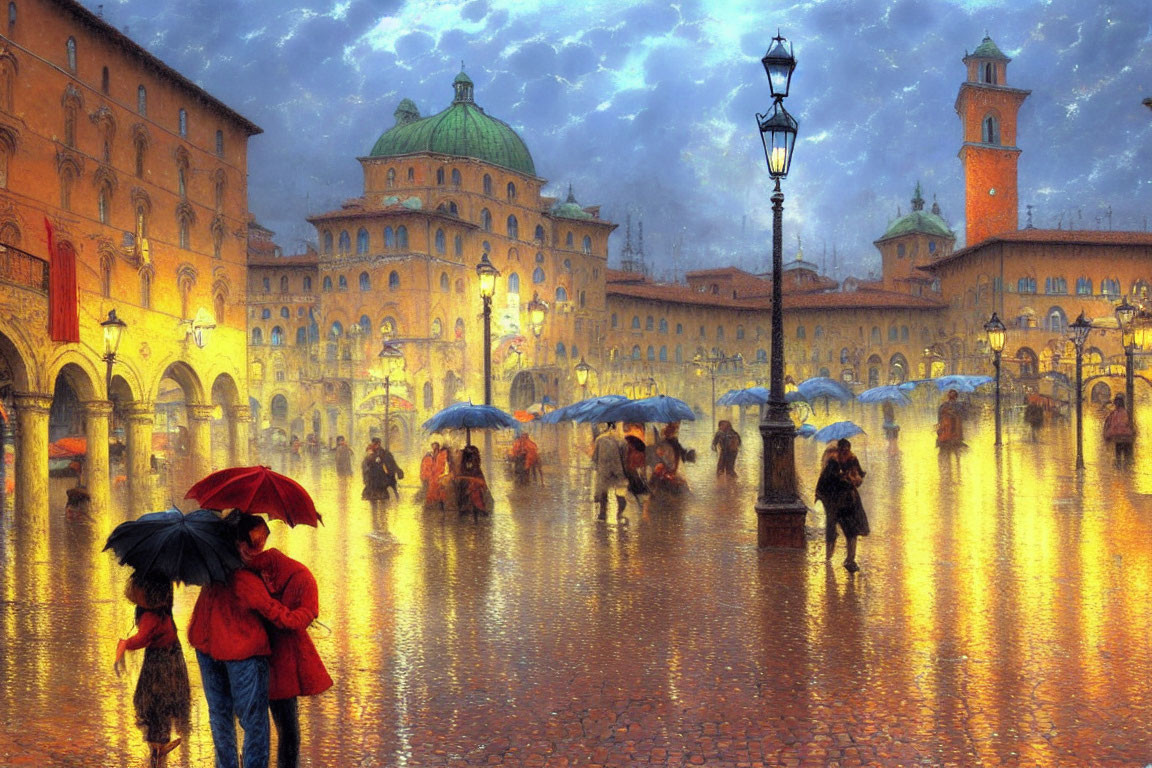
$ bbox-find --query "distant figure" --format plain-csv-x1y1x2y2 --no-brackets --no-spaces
289,435,302,460
935,389,966,450
456,445,490,519
1103,394,1135,467
306,433,319,455
591,423,628,522
815,438,869,573
424,443,450,509
1023,397,1045,442
419,442,440,497
333,436,353,478
711,420,742,477
508,432,541,487
114,572,191,768
881,401,900,453
649,441,689,498
361,438,391,501
621,422,649,499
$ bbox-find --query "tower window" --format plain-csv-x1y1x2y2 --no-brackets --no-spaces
101,66,109,94
137,85,147,116
66,37,76,72
215,129,224,157
178,108,187,138
983,62,997,85
982,115,1000,145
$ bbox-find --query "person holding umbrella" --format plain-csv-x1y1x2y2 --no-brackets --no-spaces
591,423,628,522
815,438,870,573
240,516,332,768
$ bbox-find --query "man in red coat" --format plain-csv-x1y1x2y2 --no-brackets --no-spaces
188,517,315,768
242,518,332,768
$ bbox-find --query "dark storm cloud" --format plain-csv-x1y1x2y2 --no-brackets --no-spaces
86,0,1152,276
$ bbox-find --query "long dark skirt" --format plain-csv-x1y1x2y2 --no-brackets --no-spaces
134,643,191,743
836,489,870,538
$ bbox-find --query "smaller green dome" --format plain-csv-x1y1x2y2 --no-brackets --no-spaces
454,71,473,85
970,35,1009,60
551,184,592,220
879,184,955,241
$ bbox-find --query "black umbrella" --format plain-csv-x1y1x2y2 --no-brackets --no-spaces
103,508,241,585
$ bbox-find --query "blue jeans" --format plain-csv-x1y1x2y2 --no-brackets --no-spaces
196,651,270,768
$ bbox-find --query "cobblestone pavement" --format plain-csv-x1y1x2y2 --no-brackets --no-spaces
2,401,1152,767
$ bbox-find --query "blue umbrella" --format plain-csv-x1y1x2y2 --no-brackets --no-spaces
796,377,854,403
934,374,993,393
422,402,519,445
541,395,629,424
596,394,696,424
857,385,911,405
719,387,771,406
814,421,866,443
897,379,931,391
715,389,742,406
796,423,818,438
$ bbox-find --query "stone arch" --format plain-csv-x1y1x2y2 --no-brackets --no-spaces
153,359,205,404
46,351,101,400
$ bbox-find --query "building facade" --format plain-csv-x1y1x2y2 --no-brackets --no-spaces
0,0,259,518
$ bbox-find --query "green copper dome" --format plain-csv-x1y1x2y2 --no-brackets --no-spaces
370,72,536,177
878,183,955,241
551,184,592,220
970,35,1009,60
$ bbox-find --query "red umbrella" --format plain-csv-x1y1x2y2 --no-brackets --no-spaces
185,466,321,527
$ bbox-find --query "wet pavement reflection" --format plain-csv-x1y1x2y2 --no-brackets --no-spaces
3,399,1152,766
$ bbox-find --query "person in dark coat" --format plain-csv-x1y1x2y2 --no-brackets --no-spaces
711,420,741,477
815,438,870,573
242,519,333,768
361,438,401,501
333,436,353,478
456,444,491,519
114,572,191,767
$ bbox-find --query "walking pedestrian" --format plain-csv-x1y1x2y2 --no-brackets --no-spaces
361,438,397,501
333,436,353,478
457,444,491,519
881,401,900,453
815,438,870,573
711,420,741,477
114,572,191,768
419,442,439,498
1103,394,1135,467
591,423,628,522
935,389,965,450
187,515,316,768
1023,397,1044,442
241,519,333,768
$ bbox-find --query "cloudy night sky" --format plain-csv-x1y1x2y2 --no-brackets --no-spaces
88,0,1151,280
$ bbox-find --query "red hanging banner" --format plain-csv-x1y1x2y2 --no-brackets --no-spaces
44,218,80,343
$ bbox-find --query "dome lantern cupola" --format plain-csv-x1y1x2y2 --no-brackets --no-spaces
911,181,925,212
453,69,474,104
393,98,420,126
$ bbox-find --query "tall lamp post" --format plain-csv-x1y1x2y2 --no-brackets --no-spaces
1069,312,1092,469
574,357,592,399
377,341,404,449
1116,297,1137,431
983,312,1006,446
476,254,499,406
754,31,806,548
101,309,127,395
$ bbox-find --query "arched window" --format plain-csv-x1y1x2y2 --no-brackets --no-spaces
137,84,147,116
870,326,881,343
565,232,573,247
134,135,146,178
659,346,668,362
555,286,568,302
303,276,312,292
323,231,333,254
359,315,371,336
507,215,519,240
454,317,465,340
840,348,850,364
556,342,566,358
676,323,683,335
582,235,592,255
645,316,654,331
611,313,618,329
450,168,461,188
388,270,400,290
983,62,997,84
270,326,284,346
337,274,347,290
888,325,898,341
406,167,414,182
396,226,408,249
296,327,307,345
631,316,641,330
508,272,520,294
359,272,370,291
579,291,586,308
736,325,745,340
482,174,492,196
215,130,224,158
717,326,724,341
794,325,805,340
322,276,332,291
338,231,351,255
1017,276,1036,294
757,349,768,363
423,381,434,408
659,319,668,334
1075,277,1092,295
380,317,397,338
481,209,491,232
261,280,270,295
386,168,395,188
434,228,445,254
814,325,824,338
440,272,450,292
329,321,343,338
1045,276,1067,295
646,345,655,361
356,228,369,254
383,226,394,248
436,167,445,185
63,102,76,147
279,275,289,293
1046,307,1067,333
59,166,74,210
250,327,263,345
982,114,1000,145
178,108,187,138
631,345,641,360
675,346,683,363
571,344,579,359
901,325,909,340
66,36,77,72
532,266,545,284
507,181,516,201
535,251,544,263
1102,278,1121,297
534,224,545,242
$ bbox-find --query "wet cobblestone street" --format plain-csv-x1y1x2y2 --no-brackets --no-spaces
3,404,1152,767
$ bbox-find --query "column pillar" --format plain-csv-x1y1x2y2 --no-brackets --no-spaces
124,402,154,518
187,404,214,481
228,404,251,467
13,393,51,521
81,400,113,517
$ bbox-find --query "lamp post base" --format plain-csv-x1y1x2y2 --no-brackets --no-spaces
755,499,809,548
755,406,808,549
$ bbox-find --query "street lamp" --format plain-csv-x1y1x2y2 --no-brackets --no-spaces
574,357,592,399
1069,312,1093,469
753,31,806,548
1116,297,1137,431
476,253,499,406
377,341,404,449
101,309,127,396
983,312,1006,446
527,291,548,366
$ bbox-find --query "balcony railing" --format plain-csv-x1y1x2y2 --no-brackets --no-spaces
0,245,49,294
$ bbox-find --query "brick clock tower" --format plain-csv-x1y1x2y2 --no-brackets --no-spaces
955,36,1031,246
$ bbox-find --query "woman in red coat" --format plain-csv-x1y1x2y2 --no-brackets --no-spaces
241,520,333,768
